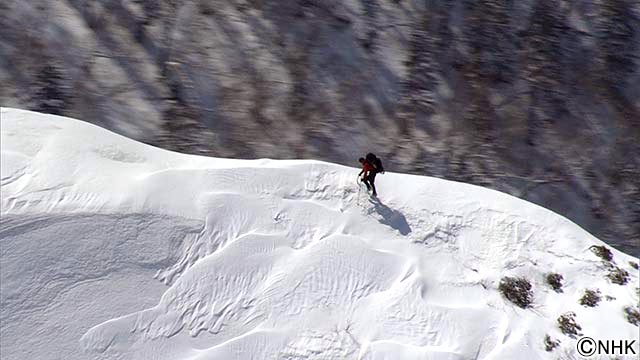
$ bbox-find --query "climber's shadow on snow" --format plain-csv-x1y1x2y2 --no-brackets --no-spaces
368,197,411,235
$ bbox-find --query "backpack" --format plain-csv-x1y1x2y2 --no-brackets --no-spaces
365,153,384,173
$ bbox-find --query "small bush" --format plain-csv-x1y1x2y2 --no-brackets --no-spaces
624,306,640,326
590,245,613,262
607,266,629,285
544,334,560,352
546,273,563,293
630,261,639,270
579,289,601,307
605,295,616,301
558,312,582,337
499,276,533,308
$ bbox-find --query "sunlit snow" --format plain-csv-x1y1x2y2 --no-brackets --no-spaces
1,108,638,360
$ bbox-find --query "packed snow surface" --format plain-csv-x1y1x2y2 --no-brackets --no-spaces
1,108,638,360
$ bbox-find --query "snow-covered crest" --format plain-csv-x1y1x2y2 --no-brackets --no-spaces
1,108,638,359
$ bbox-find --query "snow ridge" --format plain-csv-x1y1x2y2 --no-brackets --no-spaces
1,108,638,360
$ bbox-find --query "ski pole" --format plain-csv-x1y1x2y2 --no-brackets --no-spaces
356,174,362,205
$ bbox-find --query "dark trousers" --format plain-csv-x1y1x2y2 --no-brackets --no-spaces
364,172,377,195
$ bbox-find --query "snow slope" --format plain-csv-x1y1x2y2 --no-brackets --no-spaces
1,108,638,360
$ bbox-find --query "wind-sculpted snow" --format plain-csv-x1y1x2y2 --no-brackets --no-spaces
1,108,638,360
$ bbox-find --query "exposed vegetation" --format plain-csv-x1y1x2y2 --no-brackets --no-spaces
546,273,563,293
624,306,640,326
544,334,560,352
630,261,639,270
590,245,613,262
557,312,582,337
499,276,533,308
607,266,630,285
579,289,601,307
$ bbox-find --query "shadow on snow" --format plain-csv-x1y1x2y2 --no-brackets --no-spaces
367,197,411,236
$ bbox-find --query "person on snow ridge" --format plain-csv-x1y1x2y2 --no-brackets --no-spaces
358,154,384,197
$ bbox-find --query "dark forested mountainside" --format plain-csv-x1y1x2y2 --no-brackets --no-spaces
1,0,638,255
